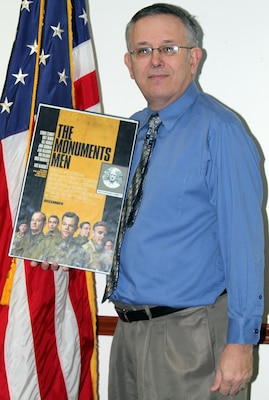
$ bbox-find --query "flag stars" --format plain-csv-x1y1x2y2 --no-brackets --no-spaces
0,97,13,114
39,49,50,65
58,69,68,86
21,0,33,12
79,8,88,25
51,23,64,40
12,68,29,85
27,39,38,55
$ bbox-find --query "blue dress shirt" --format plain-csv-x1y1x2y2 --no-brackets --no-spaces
110,82,264,344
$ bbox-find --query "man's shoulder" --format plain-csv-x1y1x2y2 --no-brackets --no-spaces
45,229,59,238
83,240,95,252
197,91,242,126
74,235,88,246
48,231,61,241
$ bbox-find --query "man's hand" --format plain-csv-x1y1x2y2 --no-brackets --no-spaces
30,261,69,271
210,343,253,396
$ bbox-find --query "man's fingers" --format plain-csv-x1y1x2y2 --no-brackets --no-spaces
41,261,50,270
50,262,60,271
30,261,39,267
30,260,68,271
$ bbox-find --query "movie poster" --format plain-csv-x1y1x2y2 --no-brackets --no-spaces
9,104,138,274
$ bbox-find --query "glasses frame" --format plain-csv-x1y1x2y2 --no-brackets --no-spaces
129,44,194,59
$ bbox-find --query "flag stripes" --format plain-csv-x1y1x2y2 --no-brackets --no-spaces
0,1,100,398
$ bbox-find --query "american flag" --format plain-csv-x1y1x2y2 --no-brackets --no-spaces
0,0,100,399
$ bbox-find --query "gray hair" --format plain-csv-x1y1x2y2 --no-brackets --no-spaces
125,3,202,51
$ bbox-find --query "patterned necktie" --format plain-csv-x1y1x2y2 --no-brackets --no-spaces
103,114,161,301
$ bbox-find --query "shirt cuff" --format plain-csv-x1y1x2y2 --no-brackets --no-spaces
227,317,262,344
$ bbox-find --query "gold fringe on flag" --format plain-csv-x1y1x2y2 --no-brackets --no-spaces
0,258,17,305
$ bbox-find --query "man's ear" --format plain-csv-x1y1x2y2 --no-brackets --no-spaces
189,47,203,76
124,52,135,79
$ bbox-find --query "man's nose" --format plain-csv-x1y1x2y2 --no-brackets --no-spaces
151,50,164,66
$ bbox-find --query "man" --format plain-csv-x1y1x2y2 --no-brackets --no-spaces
103,167,121,189
83,221,108,271
45,215,60,237
14,220,28,240
31,3,264,399
10,220,28,256
29,211,46,237
102,4,264,400
12,211,46,257
33,211,90,269
74,221,91,246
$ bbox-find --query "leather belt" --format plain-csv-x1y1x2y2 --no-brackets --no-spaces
115,289,227,323
115,305,186,323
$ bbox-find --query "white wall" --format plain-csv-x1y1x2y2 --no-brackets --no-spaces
1,1,268,399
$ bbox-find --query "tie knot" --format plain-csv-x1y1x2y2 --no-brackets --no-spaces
148,114,161,130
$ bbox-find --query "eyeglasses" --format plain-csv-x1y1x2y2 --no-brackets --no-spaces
129,44,193,59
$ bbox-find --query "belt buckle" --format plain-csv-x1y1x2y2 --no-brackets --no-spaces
117,307,130,322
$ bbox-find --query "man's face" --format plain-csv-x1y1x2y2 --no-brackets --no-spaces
61,217,77,240
92,226,107,246
109,171,116,182
80,223,91,238
19,223,27,233
48,217,59,232
124,14,202,111
30,212,45,235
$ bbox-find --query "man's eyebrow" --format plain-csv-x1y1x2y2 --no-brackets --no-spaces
135,39,175,46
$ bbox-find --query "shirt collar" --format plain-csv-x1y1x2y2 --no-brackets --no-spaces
139,81,200,132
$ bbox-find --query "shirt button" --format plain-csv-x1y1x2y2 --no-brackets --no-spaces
254,328,259,334
259,295,263,299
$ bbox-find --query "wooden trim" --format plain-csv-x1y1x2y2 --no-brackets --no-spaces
97,315,118,336
260,323,269,344
97,316,269,344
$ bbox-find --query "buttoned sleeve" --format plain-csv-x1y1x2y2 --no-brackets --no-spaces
207,118,264,344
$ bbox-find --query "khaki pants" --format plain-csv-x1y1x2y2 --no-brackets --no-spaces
108,295,248,400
